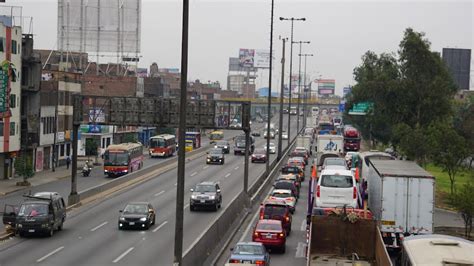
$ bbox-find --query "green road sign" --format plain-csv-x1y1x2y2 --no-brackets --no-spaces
348,102,373,115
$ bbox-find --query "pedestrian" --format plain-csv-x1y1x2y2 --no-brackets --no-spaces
66,155,71,169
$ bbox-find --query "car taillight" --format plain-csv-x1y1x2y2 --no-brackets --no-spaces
255,261,265,265
254,232,260,238
285,216,290,222
353,187,357,199
316,185,320,197
229,259,240,263
278,233,285,238
287,197,294,201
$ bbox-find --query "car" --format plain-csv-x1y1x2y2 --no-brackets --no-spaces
281,165,305,181
291,149,309,164
252,219,287,253
283,108,289,114
259,198,292,235
234,135,255,155
281,131,288,140
251,131,261,137
287,157,306,170
190,182,222,211
230,122,242,128
251,148,267,163
206,148,225,164
3,192,67,237
269,189,297,213
228,242,270,265
263,130,276,139
273,180,299,198
322,157,347,170
263,142,276,154
275,174,300,190
315,169,358,208
214,140,230,154
118,202,156,230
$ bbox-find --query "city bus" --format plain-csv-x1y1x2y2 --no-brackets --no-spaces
209,130,224,144
103,143,144,177
149,134,176,158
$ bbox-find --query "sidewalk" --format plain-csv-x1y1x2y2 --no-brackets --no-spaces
0,157,92,196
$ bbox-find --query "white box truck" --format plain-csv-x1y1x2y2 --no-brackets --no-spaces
315,134,343,154
367,160,435,250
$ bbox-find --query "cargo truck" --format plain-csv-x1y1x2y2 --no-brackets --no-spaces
296,136,312,153
367,160,435,250
343,126,361,151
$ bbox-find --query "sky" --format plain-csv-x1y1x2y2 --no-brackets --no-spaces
7,0,474,95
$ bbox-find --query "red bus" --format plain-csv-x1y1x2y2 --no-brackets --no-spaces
149,134,176,158
103,143,144,177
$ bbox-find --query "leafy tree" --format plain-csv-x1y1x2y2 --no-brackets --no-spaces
450,181,474,238
453,95,474,168
14,155,34,186
85,138,98,156
123,133,138,143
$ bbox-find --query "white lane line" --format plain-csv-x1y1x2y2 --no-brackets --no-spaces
36,246,64,263
90,221,108,232
224,173,231,178
112,247,135,263
154,190,165,197
184,203,190,209
300,219,306,231
152,221,169,233
234,166,239,170
296,242,307,258
203,165,209,169
190,171,198,177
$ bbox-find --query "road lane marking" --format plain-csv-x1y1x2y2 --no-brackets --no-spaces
190,172,198,177
36,246,64,263
224,173,231,178
154,190,165,197
234,166,239,170
184,203,190,209
90,221,108,232
112,247,135,263
152,221,168,233
300,219,306,231
296,242,307,258
203,165,209,169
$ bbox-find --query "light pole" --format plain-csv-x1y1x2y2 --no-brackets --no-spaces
294,41,310,135
277,37,287,161
299,53,313,128
279,17,305,145
265,0,275,174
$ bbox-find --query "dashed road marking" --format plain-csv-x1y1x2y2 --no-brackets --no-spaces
184,203,190,209
225,173,231,178
300,219,306,231
112,247,135,263
36,246,64,263
203,165,209,169
190,172,198,177
296,242,307,258
152,221,168,233
234,166,239,170
90,221,108,232
154,190,165,197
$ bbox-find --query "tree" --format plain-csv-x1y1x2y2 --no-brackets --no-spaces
123,133,138,143
14,155,34,186
453,95,474,168
450,181,474,239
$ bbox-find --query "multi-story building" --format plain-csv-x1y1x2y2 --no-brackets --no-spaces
0,17,22,179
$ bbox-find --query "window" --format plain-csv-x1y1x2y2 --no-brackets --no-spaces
66,143,71,156
0,37,4,52
0,122,3,136
10,94,16,108
11,40,17,54
9,122,14,136
60,144,65,156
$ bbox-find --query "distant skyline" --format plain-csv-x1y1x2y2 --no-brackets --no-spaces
9,0,474,94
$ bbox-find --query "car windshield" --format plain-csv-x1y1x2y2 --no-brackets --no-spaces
274,182,294,190
272,192,292,198
104,152,129,166
325,159,346,166
254,149,265,154
234,244,264,255
257,222,282,231
123,204,148,214
216,141,227,146
209,149,222,155
282,167,298,173
150,138,166,148
194,185,216,192
321,175,353,188
263,205,287,218
18,203,49,217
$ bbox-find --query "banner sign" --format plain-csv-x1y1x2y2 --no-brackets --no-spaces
254,49,270,68
0,60,14,118
239,49,255,68
317,78,335,96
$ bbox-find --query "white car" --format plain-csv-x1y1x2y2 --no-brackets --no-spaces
264,143,276,154
281,131,288,140
269,189,296,213
315,169,358,208
263,130,275,139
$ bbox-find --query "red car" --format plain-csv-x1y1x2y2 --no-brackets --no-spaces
252,219,287,253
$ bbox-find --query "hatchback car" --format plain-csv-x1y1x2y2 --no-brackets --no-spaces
252,219,286,253
281,165,305,181
291,149,309,164
251,148,267,163
322,157,347,170
259,199,292,235
287,157,306,170
264,142,276,154
214,140,230,154
206,148,225,165
269,189,296,213
275,174,300,190
273,180,299,198
228,242,270,265
316,169,358,208
190,182,222,211
118,202,156,230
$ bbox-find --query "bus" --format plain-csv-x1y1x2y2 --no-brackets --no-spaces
209,130,224,144
149,134,176,158
103,143,144,177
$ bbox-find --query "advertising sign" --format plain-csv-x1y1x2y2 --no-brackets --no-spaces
343,86,352,97
254,49,270,68
239,49,255,68
318,79,335,96
89,109,105,123
0,60,13,118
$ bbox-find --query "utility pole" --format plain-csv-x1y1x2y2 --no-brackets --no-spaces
294,41,310,135
279,17,305,145
265,0,275,174
174,0,189,265
300,53,313,128
277,37,287,161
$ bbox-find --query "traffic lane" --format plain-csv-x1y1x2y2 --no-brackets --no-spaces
2,135,284,264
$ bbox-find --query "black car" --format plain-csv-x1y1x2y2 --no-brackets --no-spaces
190,182,222,211
251,131,261,137
234,135,255,155
214,140,230,154
251,148,267,163
118,202,156,230
207,148,225,164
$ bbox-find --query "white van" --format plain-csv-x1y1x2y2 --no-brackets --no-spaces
315,169,357,208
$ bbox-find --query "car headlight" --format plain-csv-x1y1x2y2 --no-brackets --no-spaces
140,217,147,222
17,224,22,228
120,217,126,221
209,196,215,200
207,158,211,161
224,146,227,149
123,170,128,173
191,195,197,199
42,223,50,228
104,169,108,172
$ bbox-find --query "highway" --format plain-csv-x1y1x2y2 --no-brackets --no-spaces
0,117,297,266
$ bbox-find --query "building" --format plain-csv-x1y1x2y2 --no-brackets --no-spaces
227,73,256,99
442,48,471,90
0,16,22,179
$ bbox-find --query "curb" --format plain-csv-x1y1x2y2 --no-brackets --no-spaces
0,231,14,241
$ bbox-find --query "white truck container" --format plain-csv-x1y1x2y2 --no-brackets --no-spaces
296,136,312,152
367,160,435,250
315,134,343,154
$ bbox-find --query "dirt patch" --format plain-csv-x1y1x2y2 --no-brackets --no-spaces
435,226,473,241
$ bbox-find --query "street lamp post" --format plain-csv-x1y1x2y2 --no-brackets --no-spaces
277,37,287,161
265,0,275,174
294,41,310,135
279,17,305,145
299,53,313,128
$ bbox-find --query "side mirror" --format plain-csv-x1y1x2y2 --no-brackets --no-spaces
119,210,123,213
190,188,194,192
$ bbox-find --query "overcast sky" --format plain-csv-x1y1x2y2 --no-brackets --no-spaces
10,0,474,94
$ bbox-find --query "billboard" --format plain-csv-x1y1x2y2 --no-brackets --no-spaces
343,86,352,97
442,48,471,90
254,49,270,68
229,57,256,72
239,49,255,68
318,79,335,95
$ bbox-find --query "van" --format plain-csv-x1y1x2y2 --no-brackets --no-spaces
3,192,67,237
315,169,358,208
259,199,292,235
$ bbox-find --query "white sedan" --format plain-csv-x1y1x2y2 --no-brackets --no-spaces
264,143,276,154
281,131,288,140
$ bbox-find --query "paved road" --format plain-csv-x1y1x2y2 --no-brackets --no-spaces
0,117,296,266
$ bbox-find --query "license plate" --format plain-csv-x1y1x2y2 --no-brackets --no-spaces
28,229,35,233
264,234,273,239
129,222,135,225
242,261,252,264
200,200,205,203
